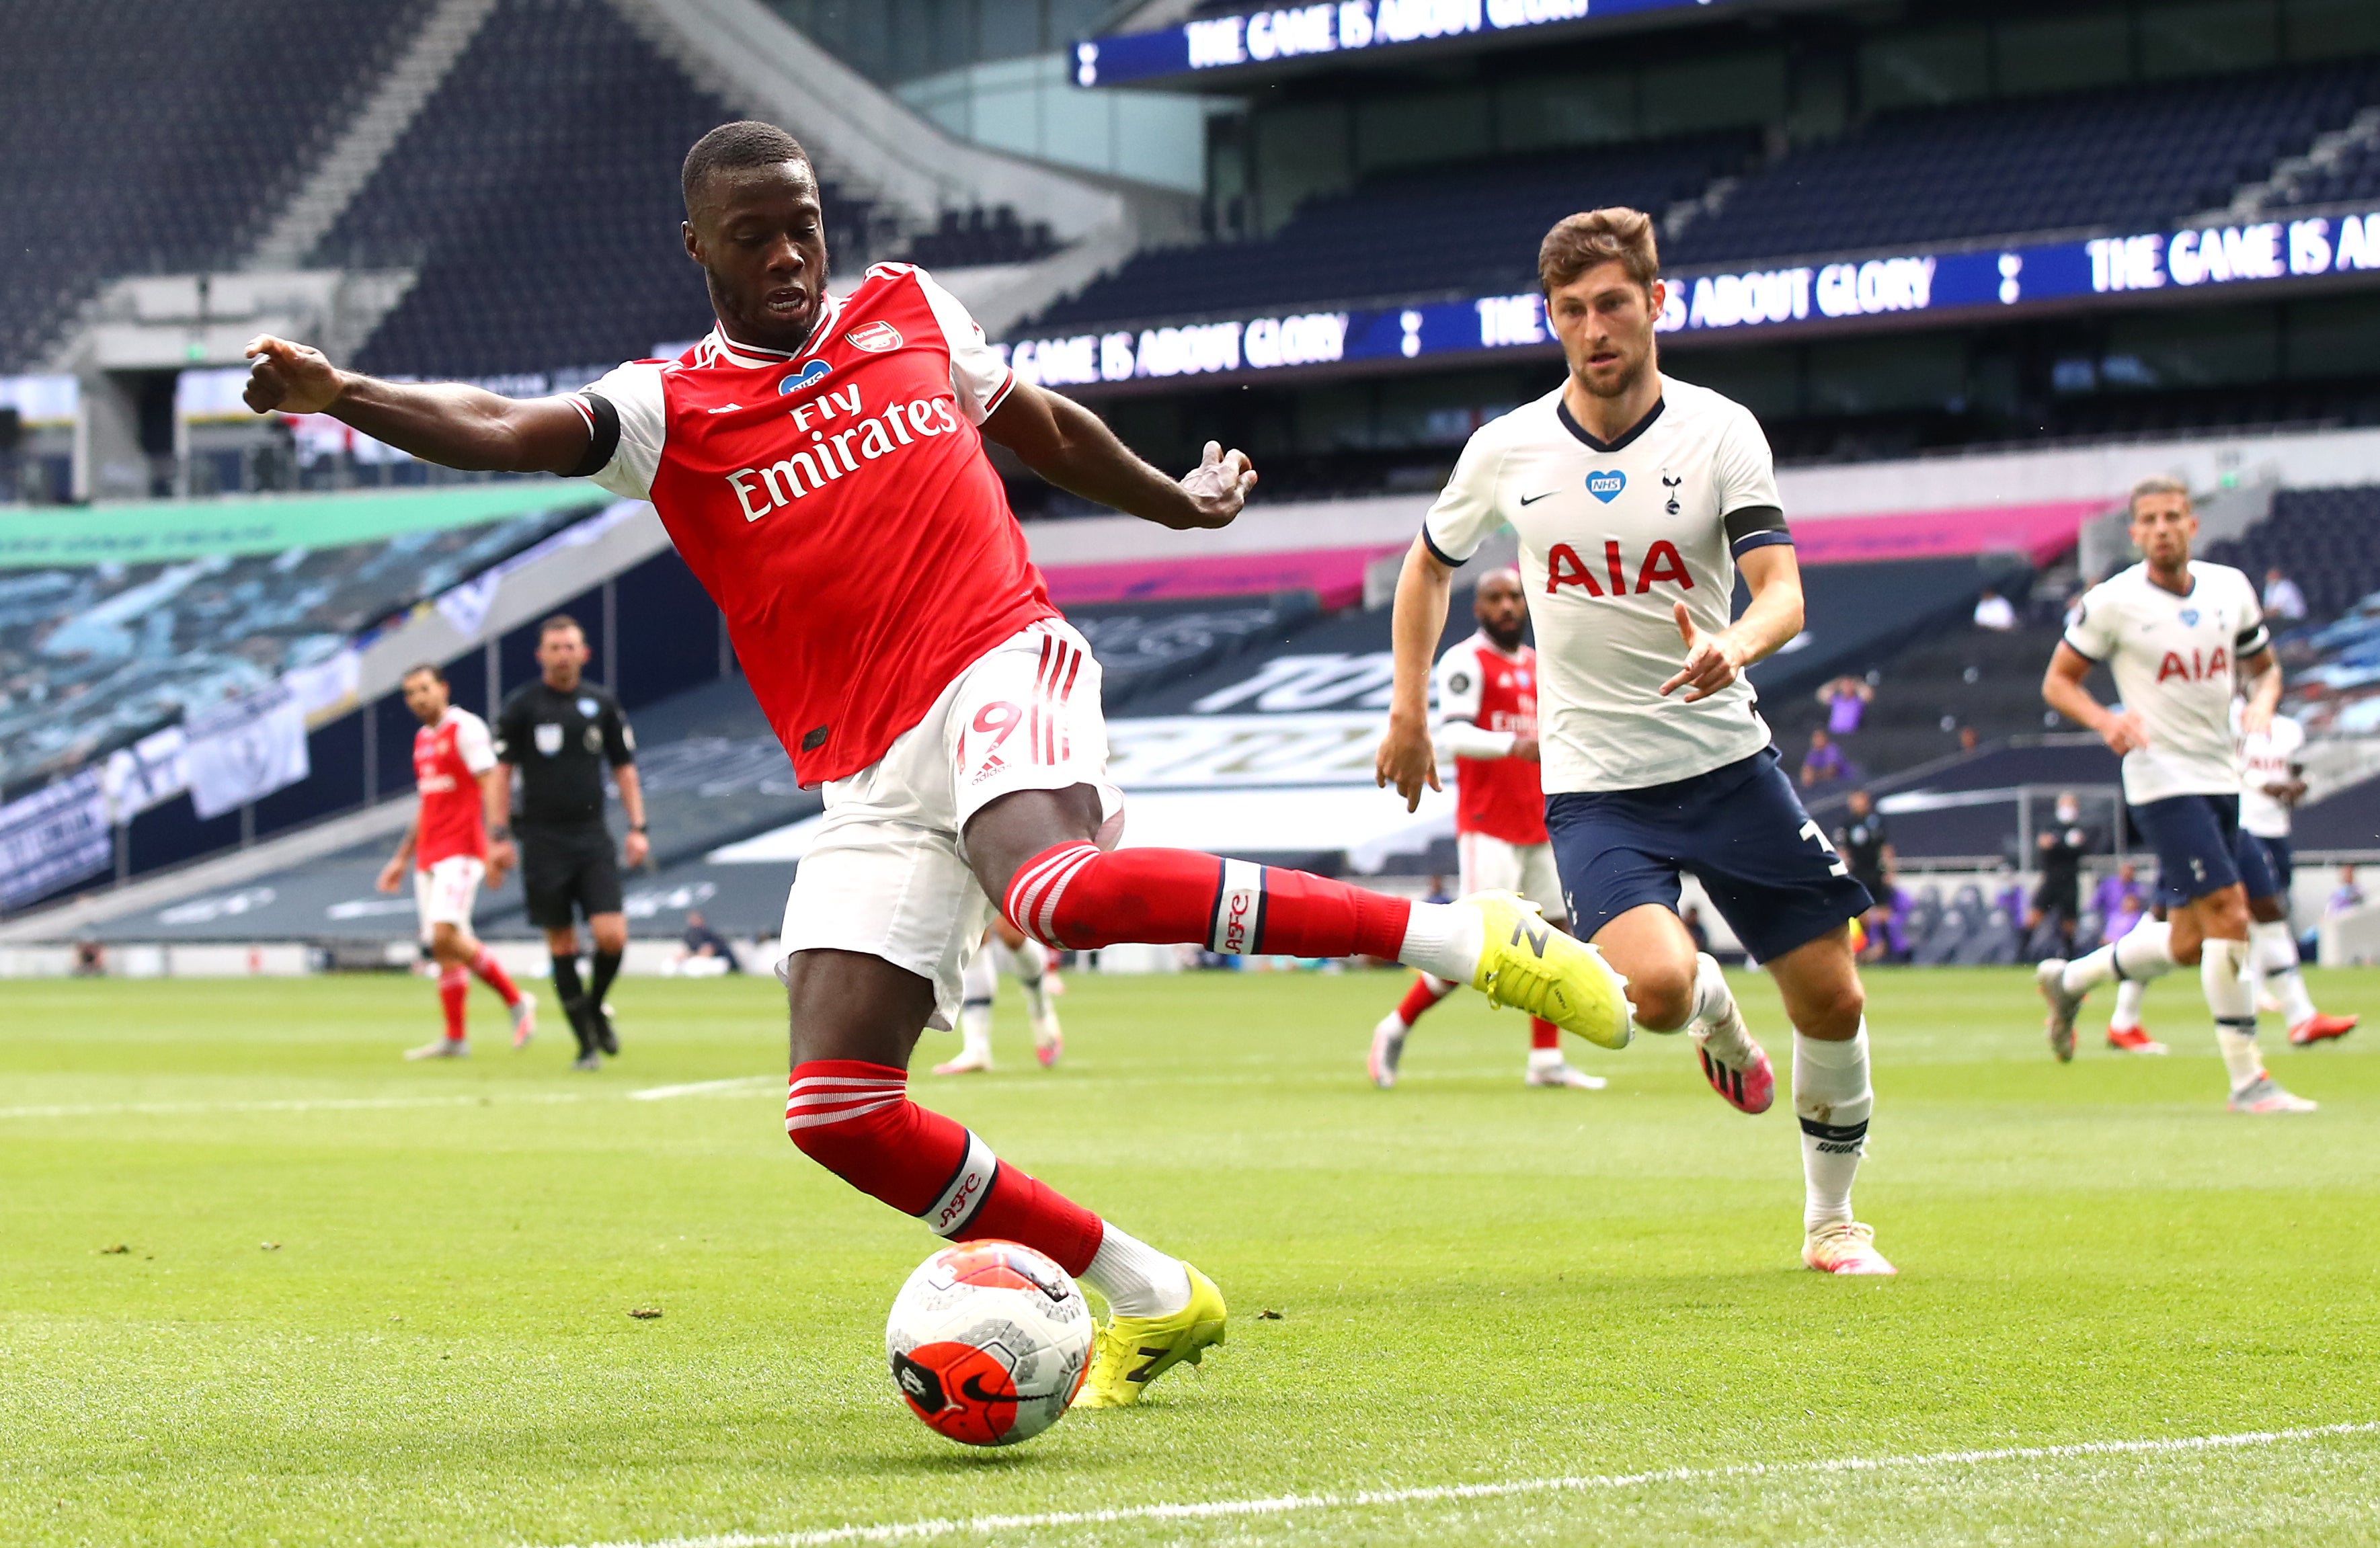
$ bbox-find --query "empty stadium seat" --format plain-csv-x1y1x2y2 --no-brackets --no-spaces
1033,132,1757,329
1670,63,2380,267
331,0,877,378
0,0,437,370
2205,485,2380,626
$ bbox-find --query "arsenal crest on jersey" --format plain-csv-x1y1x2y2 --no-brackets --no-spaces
845,321,902,353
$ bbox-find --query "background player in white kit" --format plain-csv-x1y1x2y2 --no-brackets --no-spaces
1377,208,1891,1276
2102,697,2356,1051
1368,567,1604,1090
2038,477,2320,1112
933,918,1064,1075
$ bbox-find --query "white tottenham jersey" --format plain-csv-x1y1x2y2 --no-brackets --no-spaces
2063,561,2270,805
1422,376,1789,792
2234,704,2305,838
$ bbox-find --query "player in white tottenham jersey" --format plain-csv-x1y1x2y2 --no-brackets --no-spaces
2037,477,2321,1113
1377,208,1891,1276
2104,700,2356,1051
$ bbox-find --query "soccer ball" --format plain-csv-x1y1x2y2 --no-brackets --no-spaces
885,1239,1093,1447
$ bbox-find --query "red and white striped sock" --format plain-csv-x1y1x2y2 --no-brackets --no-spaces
784,1061,1103,1274
1003,843,1478,979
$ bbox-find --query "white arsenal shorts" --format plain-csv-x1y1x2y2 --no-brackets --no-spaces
1459,831,1565,922
414,855,485,941
778,620,1122,1030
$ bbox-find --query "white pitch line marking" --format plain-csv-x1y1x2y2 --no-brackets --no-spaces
628,1075,779,1102
0,1092,592,1121
540,1420,2380,1548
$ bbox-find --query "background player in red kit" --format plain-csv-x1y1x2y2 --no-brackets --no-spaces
379,664,534,1061
1369,569,1603,1091
241,121,1628,1410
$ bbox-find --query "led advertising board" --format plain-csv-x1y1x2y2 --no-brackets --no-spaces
1070,1,1740,88
998,213,2380,389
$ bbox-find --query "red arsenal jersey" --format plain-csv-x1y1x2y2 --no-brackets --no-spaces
1435,633,1546,846
571,263,1056,786
413,706,495,868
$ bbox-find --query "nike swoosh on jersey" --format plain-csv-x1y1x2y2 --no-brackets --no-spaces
1519,491,1557,505
707,404,743,413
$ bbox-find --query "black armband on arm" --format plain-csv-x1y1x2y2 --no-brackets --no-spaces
1724,503,1792,558
566,393,621,479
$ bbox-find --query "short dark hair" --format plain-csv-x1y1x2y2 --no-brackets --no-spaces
539,614,582,640
403,663,445,685
682,121,811,212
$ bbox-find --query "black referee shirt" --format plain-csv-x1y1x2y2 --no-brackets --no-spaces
493,679,636,826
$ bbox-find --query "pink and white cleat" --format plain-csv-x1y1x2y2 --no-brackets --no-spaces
1367,1014,1409,1090
1525,1059,1608,1090
2227,1075,2317,1114
2287,1012,2358,1047
509,991,537,1051
1690,1024,1774,1114
1802,1221,1896,1275
931,1049,992,1076
1032,1011,1064,1069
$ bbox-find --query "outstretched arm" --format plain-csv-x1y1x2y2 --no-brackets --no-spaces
979,379,1254,531
243,335,594,475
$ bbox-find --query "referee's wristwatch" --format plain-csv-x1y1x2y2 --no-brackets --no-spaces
490,825,512,843
630,823,648,834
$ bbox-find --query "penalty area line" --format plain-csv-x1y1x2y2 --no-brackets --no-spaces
0,1092,593,1121
544,1420,2380,1548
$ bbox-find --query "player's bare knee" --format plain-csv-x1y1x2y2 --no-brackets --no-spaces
1626,961,1696,1032
591,916,628,954
1800,981,1865,1041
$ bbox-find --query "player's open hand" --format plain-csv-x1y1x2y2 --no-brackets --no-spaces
1376,714,1441,813
2237,700,2273,739
2098,709,2151,756
1659,602,1746,702
1177,442,1257,528
243,335,346,415
376,857,405,895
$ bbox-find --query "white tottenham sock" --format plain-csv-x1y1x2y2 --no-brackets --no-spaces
1006,937,1052,1020
1688,952,1755,1063
1794,1023,1872,1235
956,949,998,1061
2252,920,2318,1027
2200,937,2264,1091
1078,1221,1191,1318
2110,977,2147,1031
1400,901,1486,985
2062,920,2176,995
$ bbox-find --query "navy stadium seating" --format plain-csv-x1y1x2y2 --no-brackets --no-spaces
1669,63,2380,266
331,0,877,378
1033,133,1757,329
2206,485,2380,626
0,0,435,371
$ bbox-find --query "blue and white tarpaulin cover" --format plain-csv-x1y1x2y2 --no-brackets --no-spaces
0,770,112,909
183,684,311,823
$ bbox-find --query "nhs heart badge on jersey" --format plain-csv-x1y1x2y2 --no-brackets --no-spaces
2179,608,2200,626
577,697,598,719
778,360,832,395
844,321,902,352
1586,470,1626,503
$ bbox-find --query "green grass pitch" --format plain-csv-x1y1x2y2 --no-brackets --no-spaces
3,965,2376,1546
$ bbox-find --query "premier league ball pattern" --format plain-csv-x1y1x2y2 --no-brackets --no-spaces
885,1239,1093,1447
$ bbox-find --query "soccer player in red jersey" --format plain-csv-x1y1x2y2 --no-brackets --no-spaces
242,121,1627,1408
379,664,534,1061
1368,569,1603,1091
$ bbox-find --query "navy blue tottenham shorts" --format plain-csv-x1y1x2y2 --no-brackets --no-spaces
2232,826,2282,904
1545,748,1874,966
2256,831,2295,897
2131,792,2242,907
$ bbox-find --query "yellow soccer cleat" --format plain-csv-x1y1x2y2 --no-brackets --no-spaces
1072,1263,1227,1410
1462,891,1632,1049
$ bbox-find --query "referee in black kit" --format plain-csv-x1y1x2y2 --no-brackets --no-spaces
485,615,648,1071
